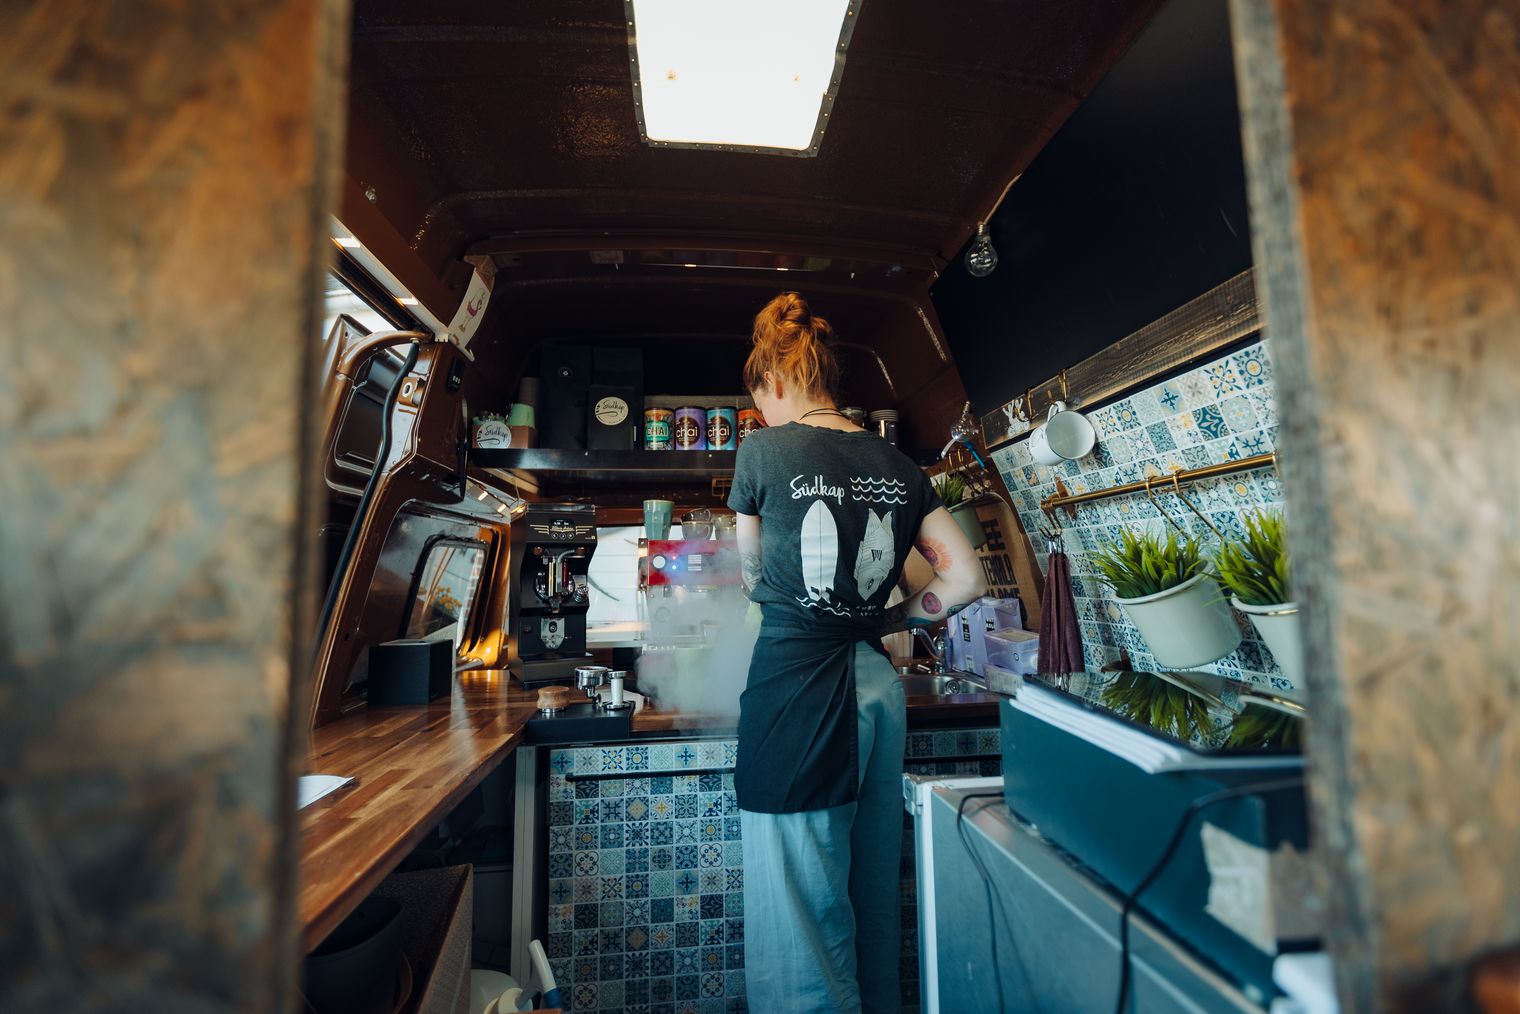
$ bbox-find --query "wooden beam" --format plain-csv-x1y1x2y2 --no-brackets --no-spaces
463,231,946,277
1231,0,1520,1007
0,1,349,1009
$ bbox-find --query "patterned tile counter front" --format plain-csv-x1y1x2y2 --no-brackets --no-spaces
544,729,1002,1014
989,340,1296,693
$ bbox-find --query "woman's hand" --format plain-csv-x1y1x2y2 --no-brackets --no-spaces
881,506,988,632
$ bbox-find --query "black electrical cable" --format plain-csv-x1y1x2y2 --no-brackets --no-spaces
1112,777,1305,1014
313,339,420,659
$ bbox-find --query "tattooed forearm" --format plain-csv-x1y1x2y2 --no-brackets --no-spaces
879,589,974,634
881,599,935,634
740,551,763,598
915,537,950,572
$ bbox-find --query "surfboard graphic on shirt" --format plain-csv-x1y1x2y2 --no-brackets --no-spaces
799,499,839,603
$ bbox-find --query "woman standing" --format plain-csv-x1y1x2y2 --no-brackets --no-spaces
728,292,987,1013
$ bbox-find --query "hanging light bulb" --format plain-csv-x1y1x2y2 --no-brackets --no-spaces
965,222,998,278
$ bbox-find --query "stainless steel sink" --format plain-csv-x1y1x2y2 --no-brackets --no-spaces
898,671,988,697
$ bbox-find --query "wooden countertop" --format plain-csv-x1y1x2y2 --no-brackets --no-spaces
298,668,999,951
298,671,537,952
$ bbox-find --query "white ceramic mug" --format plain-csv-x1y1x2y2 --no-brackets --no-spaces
1029,402,1068,465
1030,400,1097,465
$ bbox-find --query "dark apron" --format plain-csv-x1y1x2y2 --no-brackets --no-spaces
735,618,889,814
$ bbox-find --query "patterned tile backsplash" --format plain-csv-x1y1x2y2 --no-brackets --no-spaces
544,730,1002,1014
990,340,1296,692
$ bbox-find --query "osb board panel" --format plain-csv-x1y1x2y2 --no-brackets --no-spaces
0,1,348,1011
1232,0,1520,1008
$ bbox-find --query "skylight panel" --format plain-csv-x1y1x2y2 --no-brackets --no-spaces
627,0,858,155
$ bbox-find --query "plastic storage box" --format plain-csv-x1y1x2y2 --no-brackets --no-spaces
985,627,1041,677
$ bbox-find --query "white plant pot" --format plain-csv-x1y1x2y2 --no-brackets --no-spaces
1233,598,1304,698
947,500,987,549
1116,567,1241,669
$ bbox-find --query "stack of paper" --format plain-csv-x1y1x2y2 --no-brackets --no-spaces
297,774,355,809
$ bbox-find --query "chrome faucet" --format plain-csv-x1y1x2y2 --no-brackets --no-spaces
910,629,946,673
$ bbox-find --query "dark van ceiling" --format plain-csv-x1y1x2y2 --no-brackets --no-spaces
341,0,1162,445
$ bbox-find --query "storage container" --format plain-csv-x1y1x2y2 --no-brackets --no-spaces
985,627,1040,676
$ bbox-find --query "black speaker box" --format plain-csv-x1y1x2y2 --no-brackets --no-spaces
588,347,643,449
541,345,592,449
368,638,453,705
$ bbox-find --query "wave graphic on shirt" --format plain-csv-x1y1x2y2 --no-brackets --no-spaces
849,476,908,505
795,596,857,618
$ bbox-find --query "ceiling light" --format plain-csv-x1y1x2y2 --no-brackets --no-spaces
965,223,998,278
398,296,419,306
627,0,857,155
334,235,362,249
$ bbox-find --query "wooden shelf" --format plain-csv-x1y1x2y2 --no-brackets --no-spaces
470,448,736,488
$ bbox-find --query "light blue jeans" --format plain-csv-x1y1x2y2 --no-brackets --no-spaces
740,643,908,1014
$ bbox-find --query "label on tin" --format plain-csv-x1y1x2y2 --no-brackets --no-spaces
706,411,735,450
593,396,629,425
737,409,764,443
674,411,706,450
473,419,512,448
644,413,673,449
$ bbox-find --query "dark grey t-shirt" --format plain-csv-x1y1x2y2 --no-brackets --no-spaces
727,423,943,636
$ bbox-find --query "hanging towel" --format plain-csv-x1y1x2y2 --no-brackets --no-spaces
1038,550,1085,673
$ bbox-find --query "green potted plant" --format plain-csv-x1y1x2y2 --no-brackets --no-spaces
1091,527,1241,668
933,472,986,549
1216,511,1302,695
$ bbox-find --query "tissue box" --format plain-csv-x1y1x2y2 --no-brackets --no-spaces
985,628,1041,676
949,602,986,676
980,597,1025,634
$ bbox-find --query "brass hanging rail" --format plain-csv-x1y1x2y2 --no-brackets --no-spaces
1041,452,1278,517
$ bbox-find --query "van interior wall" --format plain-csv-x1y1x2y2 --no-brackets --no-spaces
932,0,1253,418
461,282,967,453
311,342,516,724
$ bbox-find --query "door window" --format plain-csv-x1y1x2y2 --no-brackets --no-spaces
405,540,488,654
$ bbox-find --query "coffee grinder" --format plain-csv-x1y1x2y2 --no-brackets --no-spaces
507,503,597,684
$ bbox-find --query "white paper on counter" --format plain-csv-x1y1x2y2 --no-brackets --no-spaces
298,774,355,809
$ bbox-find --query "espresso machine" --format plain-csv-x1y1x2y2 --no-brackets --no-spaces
638,510,747,687
507,503,597,684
